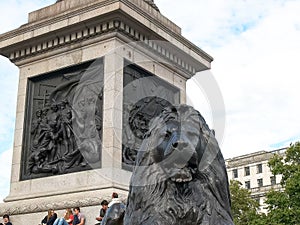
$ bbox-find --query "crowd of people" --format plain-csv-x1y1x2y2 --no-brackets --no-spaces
0,192,123,225
39,206,84,225
38,192,122,225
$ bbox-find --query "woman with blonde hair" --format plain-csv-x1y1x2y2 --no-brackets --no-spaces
41,209,57,225
53,208,74,225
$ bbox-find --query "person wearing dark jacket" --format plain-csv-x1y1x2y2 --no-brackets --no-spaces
95,200,109,224
0,214,12,225
41,209,57,225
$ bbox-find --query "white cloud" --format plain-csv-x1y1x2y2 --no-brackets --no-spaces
157,0,300,158
0,148,12,202
156,0,292,50
210,0,300,157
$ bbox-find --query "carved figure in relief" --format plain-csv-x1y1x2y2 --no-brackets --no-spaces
28,98,85,175
122,96,173,166
22,61,105,180
28,147,58,175
47,103,61,161
28,83,103,175
31,109,42,151
72,81,102,164
58,99,74,155
28,99,82,175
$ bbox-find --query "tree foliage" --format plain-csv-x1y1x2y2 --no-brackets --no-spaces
229,180,264,225
264,142,300,224
229,142,300,225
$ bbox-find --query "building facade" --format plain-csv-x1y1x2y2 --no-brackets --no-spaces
226,148,286,213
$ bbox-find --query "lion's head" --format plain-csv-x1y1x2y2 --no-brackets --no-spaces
124,105,233,225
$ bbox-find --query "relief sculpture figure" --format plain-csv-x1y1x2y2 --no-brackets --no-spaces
30,109,42,151
26,63,103,177
58,100,74,156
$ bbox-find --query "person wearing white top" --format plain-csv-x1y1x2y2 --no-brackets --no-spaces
108,192,122,207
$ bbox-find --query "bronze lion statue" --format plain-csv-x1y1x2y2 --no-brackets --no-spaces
124,105,234,225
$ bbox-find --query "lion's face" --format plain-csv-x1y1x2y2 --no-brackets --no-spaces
125,105,234,225
148,106,204,183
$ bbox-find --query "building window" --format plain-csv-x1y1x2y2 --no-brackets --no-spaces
255,197,260,205
233,169,238,178
244,166,250,176
245,181,251,189
257,178,263,187
257,164,263,173
270,176,276,185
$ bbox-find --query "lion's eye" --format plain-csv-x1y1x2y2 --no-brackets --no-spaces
165,130,171,138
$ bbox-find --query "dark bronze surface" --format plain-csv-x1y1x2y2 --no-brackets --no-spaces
21,59,103,180
122,62,180,169
124,105,234,225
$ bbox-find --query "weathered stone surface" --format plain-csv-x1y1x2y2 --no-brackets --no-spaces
0,0,213,224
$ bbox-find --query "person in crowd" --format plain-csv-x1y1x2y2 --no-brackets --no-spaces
95,200,109,225
108,192,121,207
41,209,57,225
101,193,125,225
73,207,85,225
0,214,12,225
53,208,74,225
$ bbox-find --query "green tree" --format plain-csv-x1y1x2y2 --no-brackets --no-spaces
229,180,265,225
264,142,300,225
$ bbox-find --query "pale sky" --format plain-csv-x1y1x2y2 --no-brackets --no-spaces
0,0,300,201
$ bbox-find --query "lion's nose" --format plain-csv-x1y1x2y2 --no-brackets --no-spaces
172,142,178,148
172,141,188,149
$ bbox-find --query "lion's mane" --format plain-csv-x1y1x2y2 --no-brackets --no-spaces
124,105,234,225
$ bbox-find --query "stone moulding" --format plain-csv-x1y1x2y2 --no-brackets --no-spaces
8,19,201,76
142,0,160,11
0,197,100,216
0,195,126,216
0,0,212,76
27,0,177,33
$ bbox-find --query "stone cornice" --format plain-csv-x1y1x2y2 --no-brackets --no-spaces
119,0,213,64
0,0,120,43
143,0,160,11
0,0,181,44
226,149,286,168
26,0,179,35
0,0,212,75
0,197,100,216
3,18,207,76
